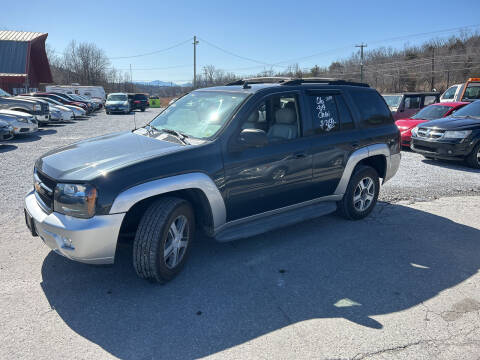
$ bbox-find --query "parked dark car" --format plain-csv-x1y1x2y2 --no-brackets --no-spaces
129,93,149,111
410,100,480,168
49,92,94,113
0,119,14,141
24,77,401,283
383,92,440,121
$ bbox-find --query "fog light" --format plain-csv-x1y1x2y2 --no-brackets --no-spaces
60,236,74,250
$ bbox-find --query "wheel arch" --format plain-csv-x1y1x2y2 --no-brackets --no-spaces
334,144,391,196
111,173,226,237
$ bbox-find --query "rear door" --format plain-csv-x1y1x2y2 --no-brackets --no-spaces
306,90,362,197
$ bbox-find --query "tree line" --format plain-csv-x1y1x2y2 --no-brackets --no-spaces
47,32,480,96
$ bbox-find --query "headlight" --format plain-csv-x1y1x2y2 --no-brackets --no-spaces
33,104,41,111
16,117,28,123
54,183,97,218
411,127,418,137
443,130,472,139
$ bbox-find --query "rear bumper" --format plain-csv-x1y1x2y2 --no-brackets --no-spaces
411,137,474,159
24,191,125,264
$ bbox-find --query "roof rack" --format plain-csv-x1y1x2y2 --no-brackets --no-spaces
281,78,370,87
226,77,292,88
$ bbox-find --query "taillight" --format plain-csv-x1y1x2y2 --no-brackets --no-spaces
134,100,140,104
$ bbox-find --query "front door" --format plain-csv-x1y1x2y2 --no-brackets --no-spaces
223,92,313,221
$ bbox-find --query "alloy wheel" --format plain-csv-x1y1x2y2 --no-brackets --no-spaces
353,177,376,212
164,215,189,269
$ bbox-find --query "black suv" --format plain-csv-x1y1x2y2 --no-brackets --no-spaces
410,100,480,168
24,78,401,283
129,93,149,112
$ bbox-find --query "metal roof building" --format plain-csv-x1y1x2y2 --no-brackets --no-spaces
0,31,53,94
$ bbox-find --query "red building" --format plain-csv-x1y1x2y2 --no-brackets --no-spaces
0,31,52,95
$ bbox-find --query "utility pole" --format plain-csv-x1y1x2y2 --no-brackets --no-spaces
193,36,199,89
430,46,435,91
129,64,133,92
355,43,367,82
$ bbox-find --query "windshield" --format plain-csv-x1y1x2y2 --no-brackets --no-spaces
107,94,127,101
411,105,451,120
451,100,480,118
41,97,61,105
0,88,12,97
461,83,480,101
149,91,248,139
383,95,402,108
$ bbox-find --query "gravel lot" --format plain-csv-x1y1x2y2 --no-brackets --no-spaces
1,109,480,359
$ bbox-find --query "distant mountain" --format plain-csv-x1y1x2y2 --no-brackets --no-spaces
134,80,190,87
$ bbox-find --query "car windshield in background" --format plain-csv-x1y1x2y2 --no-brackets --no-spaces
0,88,12,97
149,91,248,139
107,95,127,101
383,95,402,107
412,105,451,120
451,100,480,118
461,83,480,101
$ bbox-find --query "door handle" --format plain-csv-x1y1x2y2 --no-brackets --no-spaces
294,152,307,159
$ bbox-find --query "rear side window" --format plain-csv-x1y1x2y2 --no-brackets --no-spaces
424,95,437,106
310,95,339,132
350,90,393,127
405,96,421,109
442,86,457,100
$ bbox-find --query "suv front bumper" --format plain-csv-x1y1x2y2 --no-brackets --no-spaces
24,191,125,264
35,114,50,124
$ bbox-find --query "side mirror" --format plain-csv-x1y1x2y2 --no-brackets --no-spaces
238,128,268,148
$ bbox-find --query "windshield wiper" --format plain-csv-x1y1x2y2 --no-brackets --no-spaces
150,126,189,145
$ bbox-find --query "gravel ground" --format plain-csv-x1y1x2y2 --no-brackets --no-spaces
1,109,480,359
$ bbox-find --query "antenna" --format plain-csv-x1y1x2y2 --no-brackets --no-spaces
133,110,137,130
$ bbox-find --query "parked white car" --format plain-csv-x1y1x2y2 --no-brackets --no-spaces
0,110,38,135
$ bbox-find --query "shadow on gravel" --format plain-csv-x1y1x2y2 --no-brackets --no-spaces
40,202,480,359
422,158,480,173
0,144,17,153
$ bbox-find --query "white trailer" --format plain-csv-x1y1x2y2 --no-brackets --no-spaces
45,85,106,101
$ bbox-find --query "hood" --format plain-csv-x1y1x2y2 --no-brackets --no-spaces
35,131,185,181
0,109,33,119
106,100,128,105
395,119,427,129
420,116,480,130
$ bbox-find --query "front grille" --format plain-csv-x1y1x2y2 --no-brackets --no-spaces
417,127,445,139
34,169,56,213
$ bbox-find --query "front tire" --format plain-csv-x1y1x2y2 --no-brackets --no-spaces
465,143,480,169
337,165,380,220
133,197,195,283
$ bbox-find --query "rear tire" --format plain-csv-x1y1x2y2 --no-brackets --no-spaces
337,165,380,220
465,143,480,169
141,107,145,112
133,197,195,283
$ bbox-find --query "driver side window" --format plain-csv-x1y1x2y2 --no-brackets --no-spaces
242,94,301,143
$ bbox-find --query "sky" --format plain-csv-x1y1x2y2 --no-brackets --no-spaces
1,0,480,84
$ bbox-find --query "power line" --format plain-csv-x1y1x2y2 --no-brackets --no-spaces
108,38,192,59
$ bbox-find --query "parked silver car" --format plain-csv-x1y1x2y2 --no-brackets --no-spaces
0,119,14,141
0,88,50,124
105,93,130,114
0,111,38,135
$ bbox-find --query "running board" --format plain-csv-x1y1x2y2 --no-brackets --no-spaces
214,201,338,242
